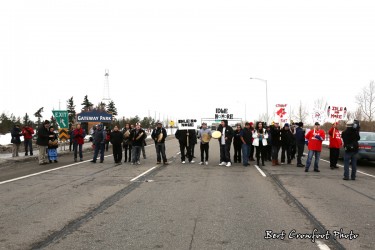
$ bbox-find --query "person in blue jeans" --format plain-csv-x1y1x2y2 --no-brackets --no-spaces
90,124,106,163
341,120,360,180
240,122,253,167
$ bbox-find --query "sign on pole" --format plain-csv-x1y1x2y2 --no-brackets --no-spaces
76,111,113,123
327,106,347,121
52,110,69,128
58,128,69,142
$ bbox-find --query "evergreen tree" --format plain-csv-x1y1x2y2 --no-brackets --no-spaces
67,96,76,125
0,113,13,134
50,116,58,129
129,115,140,126
81,95,93,111
23,113,30,126
106,100,118,116
96,102,106,111
34,107,44,128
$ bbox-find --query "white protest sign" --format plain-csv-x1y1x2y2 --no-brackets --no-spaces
327,105,347,121
274,104,289,124
177,119,197,130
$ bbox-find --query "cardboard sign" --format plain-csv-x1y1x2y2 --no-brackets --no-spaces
177,119,197,130
274,104,288,123
327,106,347,121
214,108,233,120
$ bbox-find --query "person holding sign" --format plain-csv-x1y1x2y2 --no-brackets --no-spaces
328,122,342,170
217,120,234,167
151,121,168,165
175,128,196,164
197,122,212,165
304,122,325,172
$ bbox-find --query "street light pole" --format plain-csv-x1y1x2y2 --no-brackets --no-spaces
250,77,269,121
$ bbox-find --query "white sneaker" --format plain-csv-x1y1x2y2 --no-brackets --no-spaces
182,161,186,164
199,162,204,165
190,160,195,164
219,162,226,166
205,161,208,165
226,162,232,167
137,161,140,165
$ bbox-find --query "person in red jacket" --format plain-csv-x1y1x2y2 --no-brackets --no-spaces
22,124,35,156
328,122,342,169
304,122,326,172
72,123,86,162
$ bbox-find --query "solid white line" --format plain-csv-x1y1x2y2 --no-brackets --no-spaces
130,165,159,182
316,240,330,250
254,165,267,177
319,158,375,178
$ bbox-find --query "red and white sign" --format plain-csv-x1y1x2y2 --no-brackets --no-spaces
327,105,347,121
275,104,289,124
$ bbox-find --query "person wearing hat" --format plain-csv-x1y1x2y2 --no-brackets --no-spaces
11,124,23,157
270,121,282,166
47,126,59,163
129,122,147,165
304,122,326,172
197,122,212,165
341,120,360,180
151,121,168,165
295,122,306,167
36,120,52,165
22,123,34,156
328,122,342,169
280,123,295,165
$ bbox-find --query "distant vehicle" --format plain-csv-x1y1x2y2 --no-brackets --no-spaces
339,131,375,161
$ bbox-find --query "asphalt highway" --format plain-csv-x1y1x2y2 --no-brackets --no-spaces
0,139,374,250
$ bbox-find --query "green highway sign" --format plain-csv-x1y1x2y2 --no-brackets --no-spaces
52,110,69,128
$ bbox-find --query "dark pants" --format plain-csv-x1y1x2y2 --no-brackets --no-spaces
297,143,304,165
155,143,167,163
74,143,83,160
112,143,122,163
93,143,105,162
242,144,250,166
69,139,73,151
234,143,242,163
142,145,146,159
272,145,280,160
191,144,196,157
330,148,340,168
123,144,132,162
220,143,231,163
24,139,33,155
105,141,109,151
250,145,255,160
281,145,292,163
132,146,141,163
180,143,192,162
200,143,209,162
266,144,272,160
255,144,266,165
344,151,357,179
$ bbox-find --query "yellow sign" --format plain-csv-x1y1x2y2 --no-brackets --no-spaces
59,128,69,142
169,120,175,127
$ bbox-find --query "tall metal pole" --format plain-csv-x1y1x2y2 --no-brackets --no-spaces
250,77,269,121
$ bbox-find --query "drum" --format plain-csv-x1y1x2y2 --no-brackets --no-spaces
157,132,163,142
202,133,211,143
211,131,222,139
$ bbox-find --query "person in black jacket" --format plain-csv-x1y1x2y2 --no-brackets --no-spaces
280,123,295,164
217,120,234,167
110,125,124,165
129,123,146,165
91,124,106,163
233,124,242,163
11,124,23,157
37,120,52,165
270,122,282,165
240,122,253,167
295,122,306,167
175,128,196,164
47,126,59,163
151,121,168,164
122,123,132,163
341,121,361,180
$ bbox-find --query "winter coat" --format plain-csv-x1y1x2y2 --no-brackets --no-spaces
130,128,146,147
305,129,325,152
270,126,281,147
233,129,242,146
295,127,305,145
110,130,124,145
175,129,196,146
197,128,212,144
151,127,167,143
217,125,234,145
122,128,132,146
341,128,360,152
36,125,50,146
281,128,295,146
240,128,252,145
11,127,22,144
47,131,58,149
328,127,342,149
252,129,268,147
93,128,106,145
22,126,34,140
73,128,86,145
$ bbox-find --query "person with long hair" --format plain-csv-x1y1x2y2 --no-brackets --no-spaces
252,121,268,166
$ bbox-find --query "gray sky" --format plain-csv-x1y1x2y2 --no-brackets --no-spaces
1,0,374,125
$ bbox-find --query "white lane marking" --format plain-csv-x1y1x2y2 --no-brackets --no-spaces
319,158,375,178
130,165,159,182
316,240,330,250
254,165,267,177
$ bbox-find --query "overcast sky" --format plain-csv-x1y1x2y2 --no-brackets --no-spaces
1,0,374,125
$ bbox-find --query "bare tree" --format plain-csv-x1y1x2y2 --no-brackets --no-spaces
314,97,327,111
356,81,375,122
293,101,309,123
